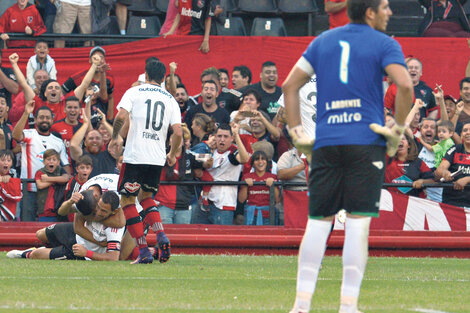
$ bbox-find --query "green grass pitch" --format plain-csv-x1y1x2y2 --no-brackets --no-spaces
0,253,469,313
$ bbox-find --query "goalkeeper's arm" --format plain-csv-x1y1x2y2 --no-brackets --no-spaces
370,64,413,156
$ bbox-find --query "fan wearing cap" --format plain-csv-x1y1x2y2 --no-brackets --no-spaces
62,46,115,121
6,190,125,261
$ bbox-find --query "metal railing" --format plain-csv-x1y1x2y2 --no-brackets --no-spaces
19,178,469,225
0,33,157,50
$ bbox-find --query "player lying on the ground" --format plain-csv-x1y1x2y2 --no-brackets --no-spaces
7,190,125,261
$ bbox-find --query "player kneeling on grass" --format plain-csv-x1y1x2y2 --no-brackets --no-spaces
7,190,125,261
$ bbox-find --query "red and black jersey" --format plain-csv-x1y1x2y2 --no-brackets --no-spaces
62,69,115,95
442,144,470,207
35,167,67,218
50,119,83,163
0,3,46,48
33,94,70,122
0,177,22,221
385,156,434,198
0,121,14,151
178,0,212,35
155,150,204,210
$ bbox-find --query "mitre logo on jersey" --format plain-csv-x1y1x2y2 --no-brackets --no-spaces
11,19,17,23
124,182,141,193
181,7,202,18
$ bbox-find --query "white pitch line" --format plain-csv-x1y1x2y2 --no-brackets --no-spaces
412,309,453,313
1,276,468,283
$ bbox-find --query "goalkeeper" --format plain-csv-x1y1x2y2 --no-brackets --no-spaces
282,0,413,311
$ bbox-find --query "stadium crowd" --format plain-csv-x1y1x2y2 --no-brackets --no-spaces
0,0,468,232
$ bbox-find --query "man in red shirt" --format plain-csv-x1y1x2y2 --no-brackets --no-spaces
62,46,114,120
325,0,349,29
51,96,86,163
0,0,46,48
9,52,99,122
163,0,212,53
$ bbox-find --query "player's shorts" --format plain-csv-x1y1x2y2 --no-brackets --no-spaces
45,223,83,260
308,145,386,218
118,163,163,196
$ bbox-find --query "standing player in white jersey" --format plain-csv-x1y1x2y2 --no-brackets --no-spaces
277,75,317,139
111,60,182,264
283,0,413,312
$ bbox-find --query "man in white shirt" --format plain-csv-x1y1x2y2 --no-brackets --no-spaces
111,60,182,264
12,100,70,221
193,123,249,225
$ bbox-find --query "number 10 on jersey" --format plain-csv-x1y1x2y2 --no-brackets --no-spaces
145,99,165,131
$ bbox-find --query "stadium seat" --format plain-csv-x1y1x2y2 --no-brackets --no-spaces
220,0,239,14
315,0,325,13
389,0,425,17
278,0,318,36
127,0,158,15
155,0,170,14
238,0,278,13
386,16,423,37
127,15,162,36
216,17,247,36
313,14,329,36
251,18,287,36
278,0,318,14
107,16,121,35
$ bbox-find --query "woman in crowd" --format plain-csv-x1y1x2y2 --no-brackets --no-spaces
191,113,216,151
385,132,436,198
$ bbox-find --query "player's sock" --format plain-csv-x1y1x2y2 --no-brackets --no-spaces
340,216,371,313
129,246,140,260
122,204,147,249
292,218,333,312
140,198,164,234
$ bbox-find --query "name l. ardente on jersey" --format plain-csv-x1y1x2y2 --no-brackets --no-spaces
181,7,202,18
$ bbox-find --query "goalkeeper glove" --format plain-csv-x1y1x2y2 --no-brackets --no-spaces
369,123,406,157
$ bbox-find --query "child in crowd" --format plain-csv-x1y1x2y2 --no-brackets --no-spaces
420,120,455,167
35,149,70,221
26,40,57,89
58,154,94,222
239,150,279,225
0,150,22,221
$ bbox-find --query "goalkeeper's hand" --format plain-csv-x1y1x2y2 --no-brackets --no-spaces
369,123,406,157
288,125,315,157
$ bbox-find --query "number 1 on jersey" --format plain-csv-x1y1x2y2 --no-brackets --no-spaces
339,40,350,84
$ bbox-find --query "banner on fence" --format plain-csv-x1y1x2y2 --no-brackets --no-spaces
284,189,469,231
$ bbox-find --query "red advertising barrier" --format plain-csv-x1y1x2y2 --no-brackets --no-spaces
1,36,468,111
284,189,469,231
